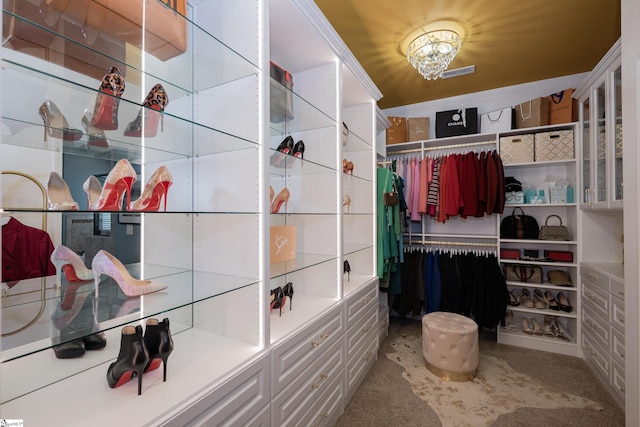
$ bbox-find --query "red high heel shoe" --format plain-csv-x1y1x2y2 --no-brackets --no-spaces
270,286,287,316
90,66,125,130
38,100,83,142
129,166,173,212
90,159,137,211
124,84,169,137
271,187,290,213
107,325,149,395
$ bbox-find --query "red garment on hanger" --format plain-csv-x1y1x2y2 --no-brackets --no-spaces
2,217,56,287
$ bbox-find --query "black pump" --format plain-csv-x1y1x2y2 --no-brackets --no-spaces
344,260,351,281
283,282,294,310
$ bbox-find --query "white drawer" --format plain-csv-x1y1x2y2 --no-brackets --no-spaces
611,359,626,401
346,302,377,357
581,265,610,291
345,282,378,329
582,329,610,381
246,405,270,427
610,278,625,300
271,303,345,396
610,295,625,333
303,369,345,427
166,354,270,427
582,302,610,349
346,326,378,395
611,327,626,368
271,339,344,427
582,281,610,319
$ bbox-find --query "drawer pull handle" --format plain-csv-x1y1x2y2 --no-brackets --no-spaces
618,291,624,297
361,297,372,305
311,373,329,390
620,387,625,394
311,333,329,348
620,353,625,359
362,323,373,333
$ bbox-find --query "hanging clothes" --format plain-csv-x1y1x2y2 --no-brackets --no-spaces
2,217,56,287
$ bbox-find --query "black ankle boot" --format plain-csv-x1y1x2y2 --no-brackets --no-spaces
106,325,149,395
143,318,174,382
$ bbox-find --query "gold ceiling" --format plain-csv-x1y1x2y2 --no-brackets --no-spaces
315,0,621,109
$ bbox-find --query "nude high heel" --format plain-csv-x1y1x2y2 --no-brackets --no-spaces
91,159,137,211
129,166,173,212
82,111,110,148
47,172,79,210
343,194,351,213
38,100,83,142
271,187,290,213
83,175,103,211
92,249,167,298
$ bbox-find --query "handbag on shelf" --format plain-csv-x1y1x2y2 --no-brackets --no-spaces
500,207,539,239
500,248,521,260
544,250,574,262
503,264,543,284
547,270,572,286
539,215,570,241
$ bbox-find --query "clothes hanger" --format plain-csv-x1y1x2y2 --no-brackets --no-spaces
1,211,12,226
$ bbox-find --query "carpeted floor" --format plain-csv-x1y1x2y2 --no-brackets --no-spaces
335,316,625,427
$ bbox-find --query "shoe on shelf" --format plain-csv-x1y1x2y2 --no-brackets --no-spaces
83,175,103,211
92,249,167,298
343,194,352,214
271,187,290,214
520,288,534,308
270,286,286,316
270,135,294,167
544,290,559,311
124,84,169,138
557,291,572,312
343,260,351,281
520,316,534,335
282,282,294,310
129,166,173,212
531,317,544,336
90,66,125,130
47,172,79,211
290,140,305,166
143,318,174,382
508,288,520,306
38,100,83,142
106,325,149,395
543,315,555,337
88,159,137,211
533,289,549,309
51,245,93,284
82,111,110,148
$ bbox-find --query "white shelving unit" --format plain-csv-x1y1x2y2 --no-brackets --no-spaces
0,0,383,424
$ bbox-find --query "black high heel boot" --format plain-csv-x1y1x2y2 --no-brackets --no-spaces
344,260,351,281
283,282,294,310
106,325,149,395
143,318,174,382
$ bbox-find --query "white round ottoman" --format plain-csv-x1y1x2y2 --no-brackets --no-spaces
422,311,479,381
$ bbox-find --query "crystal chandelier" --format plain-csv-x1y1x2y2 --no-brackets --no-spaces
407,30,461,80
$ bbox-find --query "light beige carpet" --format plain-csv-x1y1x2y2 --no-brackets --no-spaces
387,333,604,427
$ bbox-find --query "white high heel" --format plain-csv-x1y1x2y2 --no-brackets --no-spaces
83,175,102,211
91,249,166,297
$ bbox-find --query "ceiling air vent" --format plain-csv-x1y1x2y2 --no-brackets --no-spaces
441,65,475,79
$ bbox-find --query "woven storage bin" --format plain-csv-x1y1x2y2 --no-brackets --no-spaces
535,130,574,161
500,134,534,164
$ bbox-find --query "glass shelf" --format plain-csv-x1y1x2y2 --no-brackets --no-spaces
270,253,336,280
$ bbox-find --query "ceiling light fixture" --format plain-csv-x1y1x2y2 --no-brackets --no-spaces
407,30,461,80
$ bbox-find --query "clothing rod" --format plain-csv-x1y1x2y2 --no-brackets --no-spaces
405,239,497,247
387,140,496,156
377,161,392,165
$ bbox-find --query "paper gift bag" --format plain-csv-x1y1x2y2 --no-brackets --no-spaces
387,117,407,144
499,134,534,164
408,117,430,141
546,89,578,124
515,97,549,129
480,107,513,133
534,130,574,161
270,225,297,264
435,107,478,138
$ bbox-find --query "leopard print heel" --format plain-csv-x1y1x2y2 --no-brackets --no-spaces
90,66,125,131
124,84,169,138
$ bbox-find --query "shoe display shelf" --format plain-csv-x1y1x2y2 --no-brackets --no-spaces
1,1,267,425
1,0,382,425
496,124,582,357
